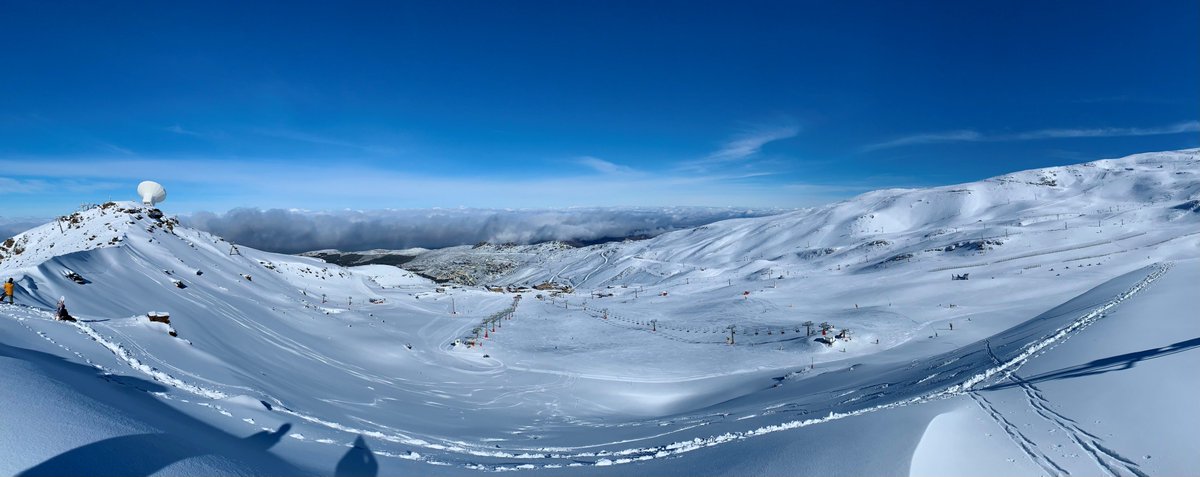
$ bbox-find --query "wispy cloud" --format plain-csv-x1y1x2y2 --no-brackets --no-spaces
98,143,136,155
0,177,49,194
0,177,124,195
865,120,1200,151
678,122,800,173
1010,121,1200,140
251,128,397,154
0,154,838,214
706,124,800,163
0,120,854,215
576,156,636,174
165,124,205,137
862,130,983,151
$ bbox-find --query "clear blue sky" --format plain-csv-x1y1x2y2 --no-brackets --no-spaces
1,0,1197,215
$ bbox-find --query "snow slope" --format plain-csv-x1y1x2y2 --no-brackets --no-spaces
1,149,1198,475
0,334,308,476
911,258,1200,477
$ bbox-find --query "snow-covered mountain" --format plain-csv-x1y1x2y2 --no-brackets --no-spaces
0,201,383,318
1,149,1198,475
411,149,1200,290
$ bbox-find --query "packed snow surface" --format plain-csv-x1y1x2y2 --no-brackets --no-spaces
2,149,1198,475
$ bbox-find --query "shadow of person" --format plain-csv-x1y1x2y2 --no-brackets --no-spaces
334,435,379,477
3,340,305,476
18,424,294,477
243,423,293,450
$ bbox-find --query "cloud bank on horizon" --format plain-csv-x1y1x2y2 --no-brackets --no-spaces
0,219,45,245
181,207,786,254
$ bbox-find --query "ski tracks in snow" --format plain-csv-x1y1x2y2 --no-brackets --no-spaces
973,285,1157,477
969,391,1070,476
971,369,1147,477
1007,372,1148,477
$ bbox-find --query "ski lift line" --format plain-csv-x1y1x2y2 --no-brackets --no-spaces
562,300,832,347
926,230,1147,273
1137,229,1200,249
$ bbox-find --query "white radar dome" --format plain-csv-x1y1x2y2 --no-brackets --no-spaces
137,181,167,206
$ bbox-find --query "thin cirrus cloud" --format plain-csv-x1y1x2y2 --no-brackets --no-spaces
165,124,205,137
0,177,50,194
677,123,801,173
576,156,637,174
864,120,1200,151
0,121,832,216
1009,121,1200,139
0,177,124,195
575,122,801,177
707,124,801,162
164,126,400,155
0,154,841,215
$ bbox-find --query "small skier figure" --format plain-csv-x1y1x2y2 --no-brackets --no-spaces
3,278,14,304
949,322,954,331
56,297,76,322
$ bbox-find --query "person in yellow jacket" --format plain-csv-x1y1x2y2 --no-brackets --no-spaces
3,278,13,304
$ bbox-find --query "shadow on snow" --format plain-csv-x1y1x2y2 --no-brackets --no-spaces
981,336,1200,391
1,340,378,477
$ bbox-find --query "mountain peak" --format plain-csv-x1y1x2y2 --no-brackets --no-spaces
0,201,178,270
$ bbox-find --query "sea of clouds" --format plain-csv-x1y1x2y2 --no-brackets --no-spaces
179,207,786,254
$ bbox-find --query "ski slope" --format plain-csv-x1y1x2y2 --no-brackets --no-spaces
2,149,1198,475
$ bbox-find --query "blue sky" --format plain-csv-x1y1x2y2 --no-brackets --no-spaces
1,0,1197,216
